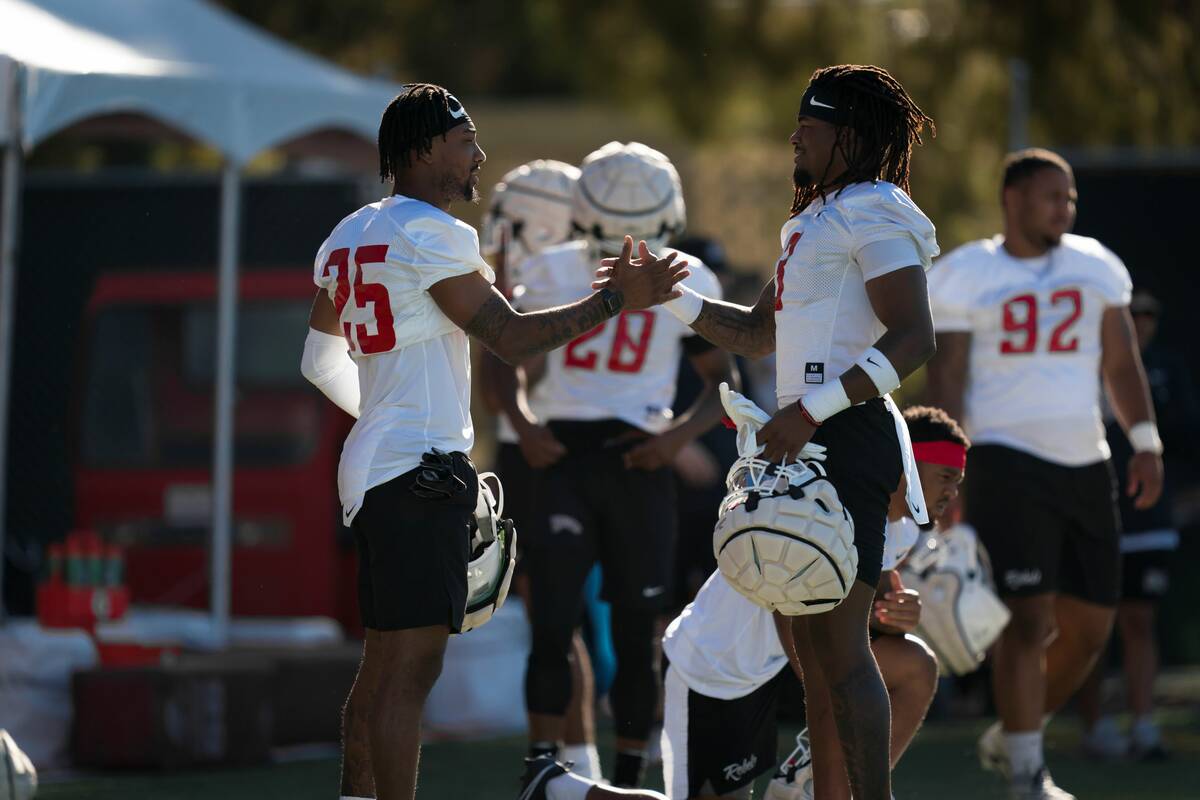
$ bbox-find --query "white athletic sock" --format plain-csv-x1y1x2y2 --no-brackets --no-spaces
560,743,603,781
1004,731,1044,777
546,769,596,800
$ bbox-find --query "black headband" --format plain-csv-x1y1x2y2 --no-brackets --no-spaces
436,92,473,136
798,85,853,128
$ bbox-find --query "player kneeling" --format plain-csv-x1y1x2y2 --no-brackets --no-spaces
662,405,971,799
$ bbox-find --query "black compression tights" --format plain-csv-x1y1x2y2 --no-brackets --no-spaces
526,604,659,742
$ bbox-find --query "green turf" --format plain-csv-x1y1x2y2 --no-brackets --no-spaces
38,709,1200,799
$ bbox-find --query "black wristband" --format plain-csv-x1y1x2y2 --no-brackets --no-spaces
598,287,624,317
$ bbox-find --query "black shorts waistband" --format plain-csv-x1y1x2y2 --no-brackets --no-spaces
546,418,650,453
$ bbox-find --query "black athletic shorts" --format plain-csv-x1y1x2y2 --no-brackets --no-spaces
525,419,677,610
494,442,539,575
809,397,903,588
662,663,783,798
965,444,1121,606
351,451,478,632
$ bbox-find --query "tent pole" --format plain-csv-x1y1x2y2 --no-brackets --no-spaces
210,161,240,648
0,63,23,624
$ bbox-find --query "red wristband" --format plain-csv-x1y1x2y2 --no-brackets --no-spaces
796,398,822,427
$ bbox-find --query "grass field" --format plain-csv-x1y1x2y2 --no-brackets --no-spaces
38,708,1200,799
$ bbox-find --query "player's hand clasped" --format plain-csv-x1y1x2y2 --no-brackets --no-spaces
623,427,690,471
873,571,922,634
517,423,567,469
592,236,689,311
1127,451,1164,510
757,402,818,464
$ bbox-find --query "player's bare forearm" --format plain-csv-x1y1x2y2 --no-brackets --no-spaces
773,611,804,681
1101,306,1156,430
462,291,612,365
480,349,538,429
667,349,739,441
688,280,777,359
835,266,937,404
925,332,969,422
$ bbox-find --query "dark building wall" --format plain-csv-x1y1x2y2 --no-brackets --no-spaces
2,173,364,614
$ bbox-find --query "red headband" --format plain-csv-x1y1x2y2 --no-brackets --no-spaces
912,441,967,470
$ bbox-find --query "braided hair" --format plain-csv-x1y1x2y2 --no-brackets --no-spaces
790,65,934,216
378,83,457,182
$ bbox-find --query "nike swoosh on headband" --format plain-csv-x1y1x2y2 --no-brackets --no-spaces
809,96,836,110
447,95,468,119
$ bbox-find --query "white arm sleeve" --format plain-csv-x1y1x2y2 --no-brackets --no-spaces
301,328,360,419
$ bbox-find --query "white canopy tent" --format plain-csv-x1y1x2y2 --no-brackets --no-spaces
0,0,399,642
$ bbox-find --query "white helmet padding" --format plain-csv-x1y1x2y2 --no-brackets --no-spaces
713,384,857,616
460,473,517,633
899,523,1011,675
572,141,686,256
481,160,580,268
0,729,38,800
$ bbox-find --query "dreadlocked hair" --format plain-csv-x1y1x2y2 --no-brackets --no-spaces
790,64,934,216
378,83,455,182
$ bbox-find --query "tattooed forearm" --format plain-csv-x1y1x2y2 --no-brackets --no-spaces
464,292,613,365
691,298,776,359
828,659,891,800
463,294,514,348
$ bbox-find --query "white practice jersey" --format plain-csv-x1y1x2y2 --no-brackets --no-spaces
662,571,788,700
928,234,1132,466
313,195,495,523
514,241,722,433
882,515,921,572
773,181,939,407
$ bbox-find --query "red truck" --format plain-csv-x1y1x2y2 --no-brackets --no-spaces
72,269,359,631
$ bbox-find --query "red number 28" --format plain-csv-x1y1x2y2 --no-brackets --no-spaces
564,311,656,373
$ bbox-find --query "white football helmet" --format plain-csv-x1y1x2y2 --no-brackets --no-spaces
460,473,517,633
572,141,687,255
899,523,1011,675
764,729,813,800
0,729,37,800
713,384,857,616
480,160,580,269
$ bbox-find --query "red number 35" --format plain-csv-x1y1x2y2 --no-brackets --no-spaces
321,245,396,355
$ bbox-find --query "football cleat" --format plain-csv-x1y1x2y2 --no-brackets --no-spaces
977,721,1010,778
571,141,686,256
713,383,857,616
1009,767,1076,800
763,729,814,799
481,160,580,269
1081,717,1129,761
517,754,572,800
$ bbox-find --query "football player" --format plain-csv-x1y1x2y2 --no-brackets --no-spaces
625,65,940,800
925,148,1164,800
514,141,736,789
301,85,686,800
659,405,969,799
478,161,607,779
1077,288,1189,761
